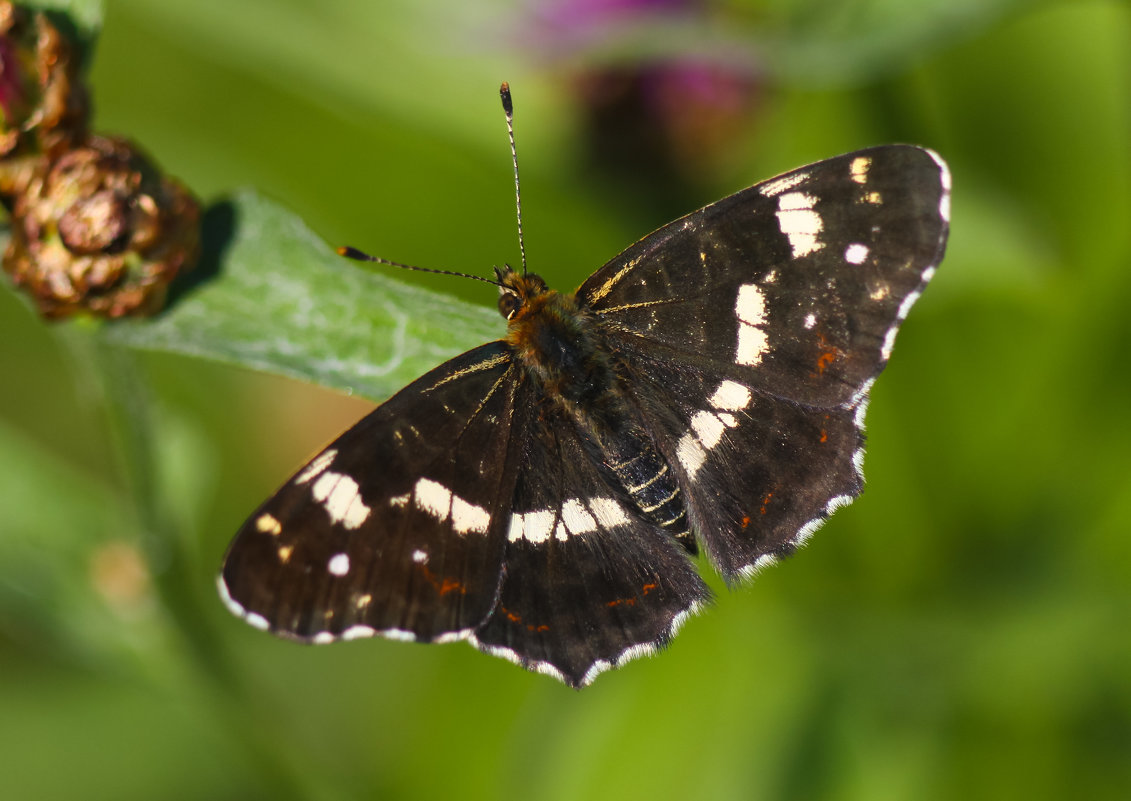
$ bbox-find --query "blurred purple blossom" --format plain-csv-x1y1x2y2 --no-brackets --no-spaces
529,0,760,205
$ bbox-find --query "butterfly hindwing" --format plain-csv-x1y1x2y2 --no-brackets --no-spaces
615,342,863,579
220,342,523,643
471,399,711,687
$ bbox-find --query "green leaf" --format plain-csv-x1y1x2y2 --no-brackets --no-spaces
103,190,503,402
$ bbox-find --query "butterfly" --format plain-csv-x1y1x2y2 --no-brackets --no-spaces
218,103,950,688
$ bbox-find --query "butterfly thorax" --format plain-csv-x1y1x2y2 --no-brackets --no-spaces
501,271,619,416
500,269,696,551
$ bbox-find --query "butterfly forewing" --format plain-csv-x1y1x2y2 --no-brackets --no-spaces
220,342,523,643
580,146,949,408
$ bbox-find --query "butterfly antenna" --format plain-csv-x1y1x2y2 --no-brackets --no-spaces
500,82,528,275
336,246,503,287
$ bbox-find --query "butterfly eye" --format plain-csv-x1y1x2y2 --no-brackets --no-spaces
498,292,522,320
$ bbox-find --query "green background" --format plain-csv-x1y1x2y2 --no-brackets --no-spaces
2,0,1129,799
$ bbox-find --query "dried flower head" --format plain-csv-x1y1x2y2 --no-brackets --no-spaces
4,135,200,318
0,1,90,199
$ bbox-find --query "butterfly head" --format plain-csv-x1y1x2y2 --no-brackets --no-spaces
495,264,549,321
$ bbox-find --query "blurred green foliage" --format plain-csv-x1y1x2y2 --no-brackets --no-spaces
2,0,1129,799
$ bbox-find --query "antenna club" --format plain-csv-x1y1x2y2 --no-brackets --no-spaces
338,245,370,261
501,81,528,274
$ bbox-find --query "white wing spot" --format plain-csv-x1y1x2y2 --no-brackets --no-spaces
432,629,472,644
507,513,524,543
411,549,428,564
256,513,282,535
508,509,555,544
736,323,769,366
509,497,631,544
562,498,597,535
525,510,555,543
927,148,952,222
739,554,778,580
864,191,882,205
310,471,371,529
709,380,751,411
691,410,726,450
277,544,293,563
384,629,417,642
328,553,350,576
389,493,410,508
896,287,921,321
677,432,707,480
854,394,871,429
679,382,755,480
870,284,890,301
295,449,337,485
589,497,630,528
827,494,853,514
735,283,770,366
804,313,817,329
881,286,925,361
735,283,766,326
412,478,490,535
881,327,898,361
794,518,824,547
342,625,376,640
850,156,871,184
413,478,452,519
451,495,491,534
758,170,809,197
845,243,869,264
775,192,824,258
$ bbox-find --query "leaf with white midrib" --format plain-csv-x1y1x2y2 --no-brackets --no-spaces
103,190,502,402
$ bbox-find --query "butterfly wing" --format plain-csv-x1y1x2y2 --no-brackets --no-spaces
219,145,949,688
220,342,525,643
578,146,950,578
470,399,711,688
